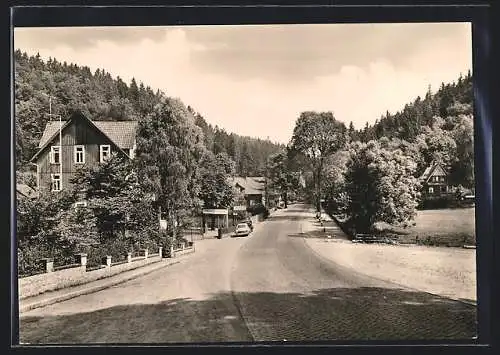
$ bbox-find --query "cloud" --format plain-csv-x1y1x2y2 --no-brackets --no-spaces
14,26,169,50
14,24,472,144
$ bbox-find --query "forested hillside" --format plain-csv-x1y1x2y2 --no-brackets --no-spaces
353,70,473,143
347,70,474,181
14,50,282,176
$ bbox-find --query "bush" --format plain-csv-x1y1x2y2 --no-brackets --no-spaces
82,238,132,267
17,237,80,277
247,203,270,219
17,242,49,277
418,195,460,210
413,233,475,247
247,203,267,216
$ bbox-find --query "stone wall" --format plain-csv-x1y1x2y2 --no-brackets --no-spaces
19,248,165,299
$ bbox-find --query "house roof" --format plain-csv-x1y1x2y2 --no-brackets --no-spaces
38,120,138,149
229,176,265,195
16,183,38,199
31,111,138,162
418,161,448,182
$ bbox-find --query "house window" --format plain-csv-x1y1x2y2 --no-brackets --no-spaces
51,174,61,192
100,145,111,162
428,187,434,194
74,145,85,164
50,146,61,164
74,201,87,209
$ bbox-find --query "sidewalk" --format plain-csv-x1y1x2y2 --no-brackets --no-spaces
19,251,194,314
301,206,350,240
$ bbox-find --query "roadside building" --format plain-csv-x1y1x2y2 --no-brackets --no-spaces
418,161,452,197
30,110,138,193
228,176,266,208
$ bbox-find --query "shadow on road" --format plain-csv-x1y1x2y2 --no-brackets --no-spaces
288,229,349,240
288,230,333,238
266,215,311,222
19,287,477,344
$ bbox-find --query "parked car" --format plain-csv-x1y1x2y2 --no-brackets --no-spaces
244,219,254,231
234,222,251,237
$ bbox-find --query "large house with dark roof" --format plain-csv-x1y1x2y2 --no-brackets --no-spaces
228,176,266,208
30,111,138,192
418,161,451,197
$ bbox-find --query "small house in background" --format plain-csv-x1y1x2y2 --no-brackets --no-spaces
30,111,138,193
418,161,452,197
228,176,266,208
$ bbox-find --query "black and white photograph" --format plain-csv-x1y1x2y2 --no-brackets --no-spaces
14,22,477,344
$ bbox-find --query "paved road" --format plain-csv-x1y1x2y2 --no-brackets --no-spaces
19,204,476,344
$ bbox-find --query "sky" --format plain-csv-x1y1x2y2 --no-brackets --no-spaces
14,23,472,144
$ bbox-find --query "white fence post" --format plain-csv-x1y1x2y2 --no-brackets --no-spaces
159,247,163,258
41,258,54,273
106,255,112,268
75,253,87,271
127,252,132,263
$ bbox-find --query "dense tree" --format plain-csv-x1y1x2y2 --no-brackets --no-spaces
322,148,351,216
289,111,348,212
71,153,161,254
198,151,235,209
267,150,302,208
344,141,420,233
449,114,474,188
413,118,457,176
135,97,205,243
16,189,87,273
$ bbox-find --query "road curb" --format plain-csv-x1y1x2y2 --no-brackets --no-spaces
19,259,182,313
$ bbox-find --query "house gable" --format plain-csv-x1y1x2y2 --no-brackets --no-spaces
31,111,134,163
31,111,138,192
430,165,447,177
419,161,449,184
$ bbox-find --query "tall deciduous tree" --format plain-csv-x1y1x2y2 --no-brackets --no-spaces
267,150,302,208
414,119,457,173
135,97,205,242
449,114,474,189
198,151,235,209
289,111,347,212
322,148,351,216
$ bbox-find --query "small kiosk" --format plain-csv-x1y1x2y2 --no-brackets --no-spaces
202,209,229,237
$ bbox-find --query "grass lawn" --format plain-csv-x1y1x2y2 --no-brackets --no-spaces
398,208,476,246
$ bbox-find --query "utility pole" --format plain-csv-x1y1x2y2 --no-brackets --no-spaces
46,94,63,190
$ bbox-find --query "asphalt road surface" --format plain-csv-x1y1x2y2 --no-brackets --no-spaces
19,204,476,344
